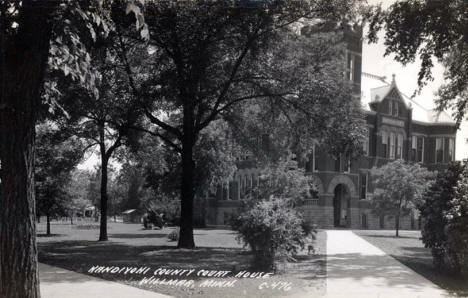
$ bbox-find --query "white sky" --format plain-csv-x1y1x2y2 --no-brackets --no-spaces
363,0,467,161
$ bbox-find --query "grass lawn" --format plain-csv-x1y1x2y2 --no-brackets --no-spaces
354,229,468,297
38,221,326,298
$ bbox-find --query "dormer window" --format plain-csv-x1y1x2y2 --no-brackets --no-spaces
393,101,399,116
388,100,399,116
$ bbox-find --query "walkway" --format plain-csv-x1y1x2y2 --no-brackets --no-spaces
326,230,450,298
39,263,172,298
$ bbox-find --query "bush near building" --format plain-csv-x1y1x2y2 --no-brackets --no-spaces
232,197,313,270
232,160,315,270
420,160,468,275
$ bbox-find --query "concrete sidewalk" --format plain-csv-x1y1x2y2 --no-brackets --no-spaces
39,263,172,298
326,230,450,298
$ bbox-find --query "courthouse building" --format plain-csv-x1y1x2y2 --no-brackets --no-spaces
204,25,458,229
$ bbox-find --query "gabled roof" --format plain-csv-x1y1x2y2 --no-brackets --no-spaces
361,72,456,125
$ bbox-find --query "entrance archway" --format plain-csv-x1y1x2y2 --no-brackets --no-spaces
333,184,350,228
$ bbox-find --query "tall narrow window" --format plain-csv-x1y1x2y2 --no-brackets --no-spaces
363,128,369,156
436,138,444,163
313,145,318,171
347,52,355,82
335,155,341,172
448,138,455,162
345,157,351,173
396,134,403,159
382,131,388,158
393,101,399,116
360,172,368,200
417,137,424,162
388,101,393,115
411,136,417,161
389,133,395,159
306,144,318,172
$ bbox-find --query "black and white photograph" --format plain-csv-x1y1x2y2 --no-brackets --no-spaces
1,0,467,297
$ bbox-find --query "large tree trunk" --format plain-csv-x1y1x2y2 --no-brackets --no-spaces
178,107,196,249
0,3,56,298
46,214,51,236
99,153,109,241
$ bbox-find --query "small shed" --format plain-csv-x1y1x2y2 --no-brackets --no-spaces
84,206,96,218
122,209,143,223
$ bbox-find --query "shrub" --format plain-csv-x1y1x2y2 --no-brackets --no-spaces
420,161,468,275
232,197,314,271
167,227,180,242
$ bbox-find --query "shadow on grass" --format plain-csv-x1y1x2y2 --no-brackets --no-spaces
363,234,418,239
327,252,439,290
37,234,65,237
392,255,468,296
107,233,167,239
38,236,327,280
38,240,253,279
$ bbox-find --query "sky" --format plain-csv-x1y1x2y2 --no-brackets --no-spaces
363,0,467,161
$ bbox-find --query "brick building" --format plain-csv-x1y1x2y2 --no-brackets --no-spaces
204,25,457,229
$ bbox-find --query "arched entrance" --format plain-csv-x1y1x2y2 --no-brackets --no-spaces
333,184,350,228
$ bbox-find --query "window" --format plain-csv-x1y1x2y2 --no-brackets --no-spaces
448,138,455,162
396,134,403,159
362,128,369,156
311,144,318,172
223,181,230,200
389,133,395,159
393,101,399,117
382,131,388,158
436,138,444,163
334,156,341,172
417,137,424,162
388,101,393,115
411,136,417,161
306,145,318,172
347,52,355,82
360,172,368,200
335,155,350,172
345,157,351,173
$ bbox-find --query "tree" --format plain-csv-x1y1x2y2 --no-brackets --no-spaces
65,169,94,224
51,27,145,240
371,159,434,237
365,0,468,124
113,0,366,248
419,161,466,270
1,2,61,296
35,122,84,235
0,1,144,295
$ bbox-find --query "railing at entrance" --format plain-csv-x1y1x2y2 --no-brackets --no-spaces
303,199,319,206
